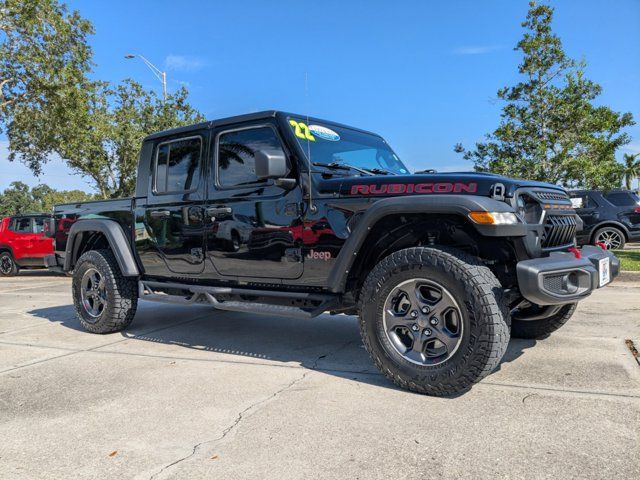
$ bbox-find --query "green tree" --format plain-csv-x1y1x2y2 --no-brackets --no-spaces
621,153,640,191
55,79,204,198
30,183,94,212
0,181,39,215
0,0,93,156
2,1,203,198
455,1,634,190
0,182,94,215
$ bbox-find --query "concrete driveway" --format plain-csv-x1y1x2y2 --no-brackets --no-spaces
0,272,638,479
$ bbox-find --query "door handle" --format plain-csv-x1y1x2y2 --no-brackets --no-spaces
206,207,233,217
150,210,171,219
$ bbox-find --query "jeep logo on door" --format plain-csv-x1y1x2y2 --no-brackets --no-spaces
306,249,331,261
350,182,478,196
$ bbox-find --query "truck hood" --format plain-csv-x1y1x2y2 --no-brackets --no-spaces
317,172,567,198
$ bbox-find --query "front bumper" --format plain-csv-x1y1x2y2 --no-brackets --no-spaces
516,245,619,305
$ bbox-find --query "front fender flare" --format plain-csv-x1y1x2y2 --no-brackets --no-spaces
64,219,139,276
326,195,524,293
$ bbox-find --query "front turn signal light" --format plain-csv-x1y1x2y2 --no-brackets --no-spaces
469,211,519,225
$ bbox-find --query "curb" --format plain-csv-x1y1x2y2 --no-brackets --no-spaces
617,271,640,283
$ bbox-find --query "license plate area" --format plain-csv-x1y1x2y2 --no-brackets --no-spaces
598,257,611,287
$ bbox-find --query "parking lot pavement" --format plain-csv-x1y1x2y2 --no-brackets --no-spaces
0,275,638,480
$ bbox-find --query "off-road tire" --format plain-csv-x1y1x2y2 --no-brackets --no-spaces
72,249,138,334
0,252,19,276
358,246,510,396
511,303,576,339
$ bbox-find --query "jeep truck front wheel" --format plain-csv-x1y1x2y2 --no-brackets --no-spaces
359,247,510,396
72,249,138,334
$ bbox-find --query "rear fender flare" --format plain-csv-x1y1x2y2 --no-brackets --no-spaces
64,220,139,276
0,244,15,257
326,195,524,293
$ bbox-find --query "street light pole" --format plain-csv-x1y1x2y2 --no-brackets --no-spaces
124,54,167,102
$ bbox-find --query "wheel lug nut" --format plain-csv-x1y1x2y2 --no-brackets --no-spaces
424,328,432,336
421,306,430,314
411,324,419,331
410,310,418,318
430,317,439,326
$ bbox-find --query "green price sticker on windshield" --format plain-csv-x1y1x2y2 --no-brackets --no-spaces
289,120,315,142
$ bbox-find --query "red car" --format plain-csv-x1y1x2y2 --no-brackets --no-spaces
0,214,54,276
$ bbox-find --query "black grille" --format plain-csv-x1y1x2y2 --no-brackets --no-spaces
535,190,569,202
541,215,577,249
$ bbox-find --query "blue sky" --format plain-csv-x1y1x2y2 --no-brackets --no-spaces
1,0,639,191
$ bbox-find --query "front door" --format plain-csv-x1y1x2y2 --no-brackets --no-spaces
205,123,303,280
571,192,600,232
139,133,207,276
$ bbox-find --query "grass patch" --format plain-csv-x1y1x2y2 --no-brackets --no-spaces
612,249,640,272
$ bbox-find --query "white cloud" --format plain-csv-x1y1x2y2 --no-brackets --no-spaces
164,55,206,72
452,45,502,55
622,142,640,154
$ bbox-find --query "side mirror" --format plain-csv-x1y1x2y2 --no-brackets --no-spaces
43,218,56,238
255,150,289,181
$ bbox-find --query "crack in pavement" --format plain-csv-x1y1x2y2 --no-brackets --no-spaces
148,341,355,480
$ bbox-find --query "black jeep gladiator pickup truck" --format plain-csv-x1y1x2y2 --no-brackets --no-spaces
47,111,619,396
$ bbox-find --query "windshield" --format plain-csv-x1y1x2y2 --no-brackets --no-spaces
288,118,409,175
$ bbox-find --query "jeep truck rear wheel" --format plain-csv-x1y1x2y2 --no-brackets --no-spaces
72,249,138,334
359,247,510,396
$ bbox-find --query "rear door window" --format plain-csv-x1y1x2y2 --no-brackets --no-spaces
33,217,45,234
154,136,203,194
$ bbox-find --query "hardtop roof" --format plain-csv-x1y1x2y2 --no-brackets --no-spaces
143,110,380,141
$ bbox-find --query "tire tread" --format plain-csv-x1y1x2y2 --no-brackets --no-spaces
72,249,138,334
358,246,510,396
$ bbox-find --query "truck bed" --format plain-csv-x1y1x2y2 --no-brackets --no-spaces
53,198,136,260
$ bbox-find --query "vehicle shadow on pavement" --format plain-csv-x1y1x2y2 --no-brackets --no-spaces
27,302,537,395
9,270,67,277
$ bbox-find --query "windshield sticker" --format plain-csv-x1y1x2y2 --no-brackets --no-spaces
289,120,316,142
308,124,340,141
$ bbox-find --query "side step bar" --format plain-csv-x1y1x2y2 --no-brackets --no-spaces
139,280,340,319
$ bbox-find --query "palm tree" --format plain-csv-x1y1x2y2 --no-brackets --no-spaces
622,153,640,191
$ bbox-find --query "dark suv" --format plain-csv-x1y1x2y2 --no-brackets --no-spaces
569,190,640,249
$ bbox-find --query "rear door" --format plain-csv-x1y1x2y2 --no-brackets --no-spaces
30,217,54,258
204,122,304,279
138,132,208,276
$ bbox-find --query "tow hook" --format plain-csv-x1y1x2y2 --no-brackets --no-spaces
567,247,582,259
595,242,608,251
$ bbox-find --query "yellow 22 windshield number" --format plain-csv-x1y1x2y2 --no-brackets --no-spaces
289,120,315,142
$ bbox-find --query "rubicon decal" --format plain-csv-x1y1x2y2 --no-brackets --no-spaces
350,182,478,195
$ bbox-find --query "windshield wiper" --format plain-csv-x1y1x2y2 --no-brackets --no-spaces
312,162,395,176
312,162,372,176
367,167,395,175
